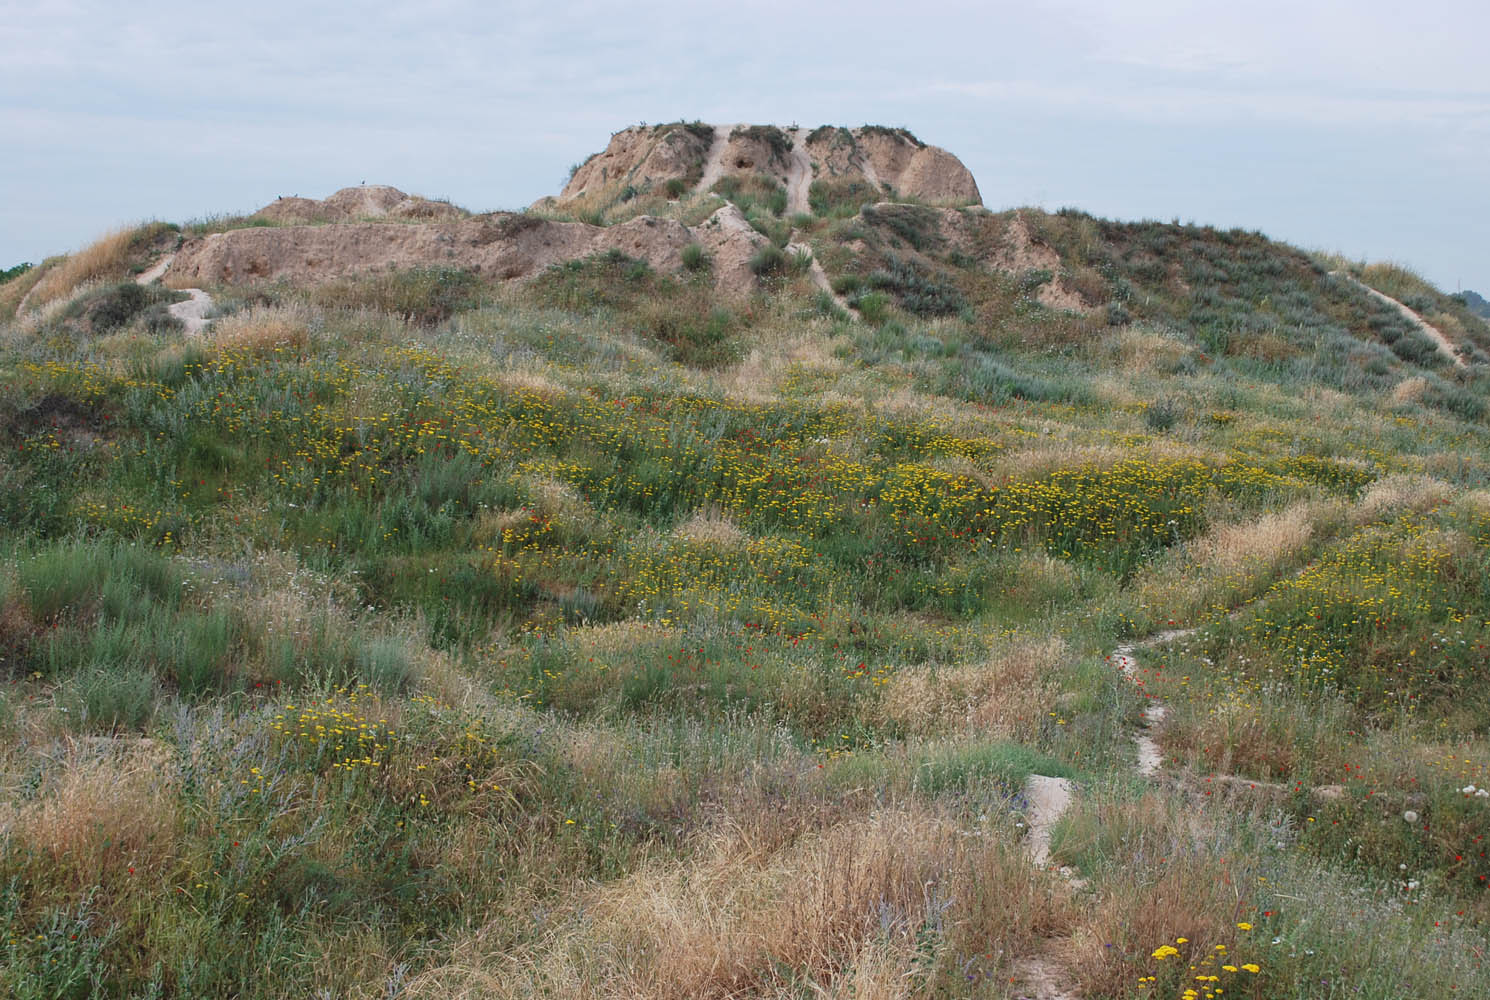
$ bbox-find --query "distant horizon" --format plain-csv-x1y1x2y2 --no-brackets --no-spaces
7,159,1485,299
3,1,1486,296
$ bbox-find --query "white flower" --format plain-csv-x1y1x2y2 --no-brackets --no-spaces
1464,785,1478,795
1403,810,1419,823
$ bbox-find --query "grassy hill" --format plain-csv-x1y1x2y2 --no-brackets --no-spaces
1,181,1489,999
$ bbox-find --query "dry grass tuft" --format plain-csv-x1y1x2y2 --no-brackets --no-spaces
877,637,1066,739
1189,503,1315,578
1105,326,1194,374
211,302,311,353
674,506,747,546
1352,473,1452,526
1390,375,1428,405
1051,790,1248,996
0,742,178,889
18,225,167,313
407,804,1066,999
1137,500,1330,624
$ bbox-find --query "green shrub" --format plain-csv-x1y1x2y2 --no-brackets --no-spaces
865,253,965,316
61,664,159,732
861,204,940,251
749,244,788,278
0,262,32,284
681,243,710,272
853,291,889,324
808,178,880,218
60,281,182,333
729,125,792,165
858,124,924,148
712,175,788,217
1144,398,1181,432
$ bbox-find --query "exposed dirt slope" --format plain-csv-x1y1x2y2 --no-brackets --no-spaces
562,123,982,209
163,205,767,297
253,186,468,225
563,125,714,202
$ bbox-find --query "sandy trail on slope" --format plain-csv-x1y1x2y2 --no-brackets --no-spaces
136,253,214,335
1024,774,1075,868
783,128,812,216
694,124,739,196
1332,271,1466,368
1014,627,1196,998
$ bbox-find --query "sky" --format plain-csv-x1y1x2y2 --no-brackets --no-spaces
2,0,1487,293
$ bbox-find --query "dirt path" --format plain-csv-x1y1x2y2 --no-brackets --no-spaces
1024,774,1075,868
783,128,812,216
1014,627,1196,998
1332,271,1467,368
1109,630,1194,777
1011,943,1083,1000
785,235,855,318
694,124,738,196
136,253,213,336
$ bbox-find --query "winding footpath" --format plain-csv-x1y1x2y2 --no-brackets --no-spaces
136,253,213,335
1013,628,1196,1000
1331,270,1467,369
782,127,813,217
693,124,739,197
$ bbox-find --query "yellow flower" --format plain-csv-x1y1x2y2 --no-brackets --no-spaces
1241,964,1261,974
1222,965,1238,973
1236,922,1253,930
1176,937,1189,944
1152,945,1180,960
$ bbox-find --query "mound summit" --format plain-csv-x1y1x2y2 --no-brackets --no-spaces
153,123,982,297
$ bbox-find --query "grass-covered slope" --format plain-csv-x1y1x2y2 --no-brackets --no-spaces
1,205,1488,999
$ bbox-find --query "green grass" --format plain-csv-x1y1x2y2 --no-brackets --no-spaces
1,197,1487,997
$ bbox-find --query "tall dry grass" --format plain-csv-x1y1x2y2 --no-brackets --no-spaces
0,741,178,892
13,223,172,314
876,637,1066,739
210,301,312,354
1136,500,1331,624
1351,473,1452,525
405,804,1068,999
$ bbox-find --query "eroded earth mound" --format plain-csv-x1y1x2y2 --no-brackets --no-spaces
168,204,768,296
559,123,982,209
252,185,468,224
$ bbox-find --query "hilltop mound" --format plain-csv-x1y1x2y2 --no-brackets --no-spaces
6,121,1490,1000
166,204,768,295
252,185,468,224
556,123,981,214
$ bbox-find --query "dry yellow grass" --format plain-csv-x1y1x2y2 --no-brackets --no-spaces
405,804,1066,999
877,636,1066,739
17,224,168,313
1352,473,1452,526
1104,326,1194,374
1189,503,1316,578
0,259,57,320
1136,500,1328,624
0,741,177,889
1391,375,1429,405
211,302,311,354
674,505,748,546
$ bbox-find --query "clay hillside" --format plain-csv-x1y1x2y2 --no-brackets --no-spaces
70,124,983,301
3,122,1490,1000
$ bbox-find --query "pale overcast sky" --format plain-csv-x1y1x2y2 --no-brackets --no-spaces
2,0,1486,293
